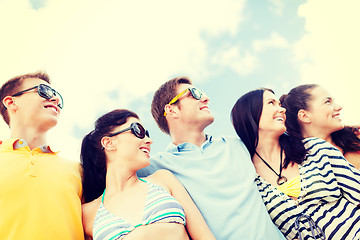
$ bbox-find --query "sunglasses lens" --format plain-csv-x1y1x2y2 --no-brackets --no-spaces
190,88,202,100
38,84,53,99
145,130,150,138
38,84,64,109
132,123,145,139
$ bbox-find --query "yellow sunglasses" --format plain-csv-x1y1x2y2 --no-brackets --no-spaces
164,87,203,116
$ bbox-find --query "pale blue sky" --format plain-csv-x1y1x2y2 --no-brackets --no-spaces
1,0,359,159
29,0,46,9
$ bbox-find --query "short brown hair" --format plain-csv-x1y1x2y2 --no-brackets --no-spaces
0,71,50,125
151,76,192,134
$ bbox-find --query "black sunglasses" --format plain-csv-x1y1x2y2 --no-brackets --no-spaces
108,122,150,139
12,84,64,109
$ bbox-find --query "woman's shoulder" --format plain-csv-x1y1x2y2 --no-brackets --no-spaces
303,136,326,144
82,196,102,216
146,169,174,180
143,170,175,192
303,137,335,150
302,137,345,167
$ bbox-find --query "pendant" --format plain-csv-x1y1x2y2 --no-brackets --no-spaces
277,176,288,185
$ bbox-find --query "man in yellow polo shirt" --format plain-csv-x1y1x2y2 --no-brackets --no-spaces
0,72,84,239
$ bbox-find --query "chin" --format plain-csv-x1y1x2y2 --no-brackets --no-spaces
140,159,150,169
333,123,345,132
206,115,215,124
37,117,58,131
48,118,59,128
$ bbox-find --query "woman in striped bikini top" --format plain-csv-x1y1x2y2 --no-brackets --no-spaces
80,109,215,240
93,179,186,240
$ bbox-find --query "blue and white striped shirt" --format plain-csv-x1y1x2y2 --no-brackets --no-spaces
256,137,360,240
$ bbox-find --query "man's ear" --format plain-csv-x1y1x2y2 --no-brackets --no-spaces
2,96,17,111
164,104,179,118
298,109,311,124
101,136,115,151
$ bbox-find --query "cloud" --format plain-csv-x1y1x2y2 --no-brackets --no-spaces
0,0,246,159
212,32,290,77
269,0,285,16
294,0,360,125
212,46,259,75
253,32,290,52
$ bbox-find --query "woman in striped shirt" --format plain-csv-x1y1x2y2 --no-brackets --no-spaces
280,84,360,169
231,88,360,240
80,109,214,240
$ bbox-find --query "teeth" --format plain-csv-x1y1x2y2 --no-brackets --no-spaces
45,106,57,113
141,148,150,154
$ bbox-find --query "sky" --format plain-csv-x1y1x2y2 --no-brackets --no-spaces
0,0,359,160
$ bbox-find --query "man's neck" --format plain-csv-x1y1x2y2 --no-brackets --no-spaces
170,130,207,148
10,127,48,150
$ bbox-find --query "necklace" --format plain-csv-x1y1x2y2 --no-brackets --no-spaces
255,147,287,185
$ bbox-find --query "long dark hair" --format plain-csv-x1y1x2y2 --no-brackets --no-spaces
332,126,360,155
280,84,360,154
81,109,139,203
231,88,306,168
279,84,317,140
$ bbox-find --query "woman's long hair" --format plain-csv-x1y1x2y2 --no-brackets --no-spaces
231,88,306,168
279,84,317,141
331,126,360,154
280,84,360,154
81,109,139,203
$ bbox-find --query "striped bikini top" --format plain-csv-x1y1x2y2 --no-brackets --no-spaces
93,179,186,240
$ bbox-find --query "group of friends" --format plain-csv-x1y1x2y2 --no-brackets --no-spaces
0,71,359,240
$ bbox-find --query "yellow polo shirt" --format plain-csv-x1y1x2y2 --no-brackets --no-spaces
0,138,84,240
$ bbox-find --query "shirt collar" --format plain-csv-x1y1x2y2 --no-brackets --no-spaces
1,138,59,153
166,134,213,153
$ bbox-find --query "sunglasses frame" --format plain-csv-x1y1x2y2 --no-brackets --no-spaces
164,87,203,116
108,122,150,139
11,84,64,109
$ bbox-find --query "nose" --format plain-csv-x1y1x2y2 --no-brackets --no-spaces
50,95,60,105
145,136,153,145
50,94,59,102
279,106,286,113
200,93,210,103
50,92,63,108
334,102,342,111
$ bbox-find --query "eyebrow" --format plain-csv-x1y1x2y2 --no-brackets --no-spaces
266,98,279,102
323,97,333,101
